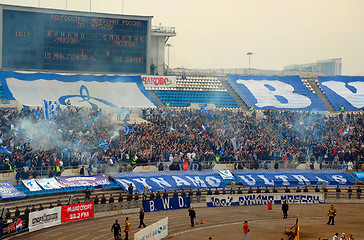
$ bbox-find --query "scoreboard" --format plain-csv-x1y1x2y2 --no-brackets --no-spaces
0,5,151,73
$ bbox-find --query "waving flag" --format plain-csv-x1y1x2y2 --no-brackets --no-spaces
32,109,43,119
99,140,109,149
169,125,176,131
124,126,133,135
0,146,12,155
201,104,208,114
27,136,32,142
43,99,61,120
198,124,210,135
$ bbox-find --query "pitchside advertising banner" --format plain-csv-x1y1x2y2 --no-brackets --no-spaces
29,207,62,232
113,171,226,193
56,175,110,188
61,202,94,223
141,75,177,88
134,217,168,240
1,217,24,238
143,197,190,212
207,193,325,207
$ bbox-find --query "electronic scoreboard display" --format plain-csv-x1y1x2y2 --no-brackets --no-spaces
1,6,150,73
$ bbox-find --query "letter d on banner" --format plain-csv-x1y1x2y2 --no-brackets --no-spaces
178,197,184,207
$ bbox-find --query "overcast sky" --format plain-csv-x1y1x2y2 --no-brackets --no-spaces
1,0,363,75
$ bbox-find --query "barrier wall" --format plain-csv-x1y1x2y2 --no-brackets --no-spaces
134,217,168,240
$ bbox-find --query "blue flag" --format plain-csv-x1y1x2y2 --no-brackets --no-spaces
124,126,133,135
0,146,12,155
43,99,61,120
169,125,176,131
198,124,210,135
219,147,224,157
99,140,109,149
83,124,90,128
62,144,68,153
342,161,347,170
201,104,208,114
27,136,32,142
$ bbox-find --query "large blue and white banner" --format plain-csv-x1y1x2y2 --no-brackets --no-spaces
0,181,26,199
56,175,110,188
36,177,63,190
0,70,157,108
113,171,226,193
227,75,326,110
319,76,364,111
143,197,190,212
232,170,352,188
207,193,324,207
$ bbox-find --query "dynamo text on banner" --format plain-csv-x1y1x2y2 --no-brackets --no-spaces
29,207,62,232
113,171,225,193
207,193,325,207
143,197,190,212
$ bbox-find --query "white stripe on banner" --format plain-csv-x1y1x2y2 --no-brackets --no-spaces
134,217,168,240
207,193,325,207
29,207,61,232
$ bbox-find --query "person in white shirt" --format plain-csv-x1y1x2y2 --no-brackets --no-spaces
333,233,339,240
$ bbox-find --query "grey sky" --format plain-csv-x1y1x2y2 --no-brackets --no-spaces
1,0,363,75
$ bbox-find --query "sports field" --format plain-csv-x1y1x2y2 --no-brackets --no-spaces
10,203,364,240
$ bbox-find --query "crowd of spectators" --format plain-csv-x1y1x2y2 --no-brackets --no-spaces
0,107,364,177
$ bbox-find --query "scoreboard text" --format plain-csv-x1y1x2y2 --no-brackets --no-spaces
2,9,148,73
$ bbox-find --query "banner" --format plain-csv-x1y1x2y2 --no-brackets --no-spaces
0,70,157,108
56,175,110,188
227,75,326,110
319,76,364,111
232,169,352,188
61,202,94,223
36,177,63,190
141,75,177,88
207,193,324,207
29,206,61,232
354,171,364,181
0,181,26,199
22,179,42,192
143,197,190,212
113,171,225,193
134,217,168,240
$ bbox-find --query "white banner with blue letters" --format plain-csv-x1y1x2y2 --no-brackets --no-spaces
112,171,225,193
319,76,364,111
207,193,324,207
227,75,326,110
143,196,190,212
232,169,352,188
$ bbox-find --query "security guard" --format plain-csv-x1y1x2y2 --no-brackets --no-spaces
131,155,138,166
340,105,345,112
166,101,170,109
124,217,131,240
66,99,71,109
215,155,220,163
249,104,254,111
56,165,61,176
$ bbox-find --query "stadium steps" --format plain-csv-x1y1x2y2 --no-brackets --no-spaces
218,76,249,110
147,90,165,108
303,77,335,112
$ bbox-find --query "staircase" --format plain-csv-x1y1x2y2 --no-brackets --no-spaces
303,77,335,112
147,90,165,108
218,76,249,110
